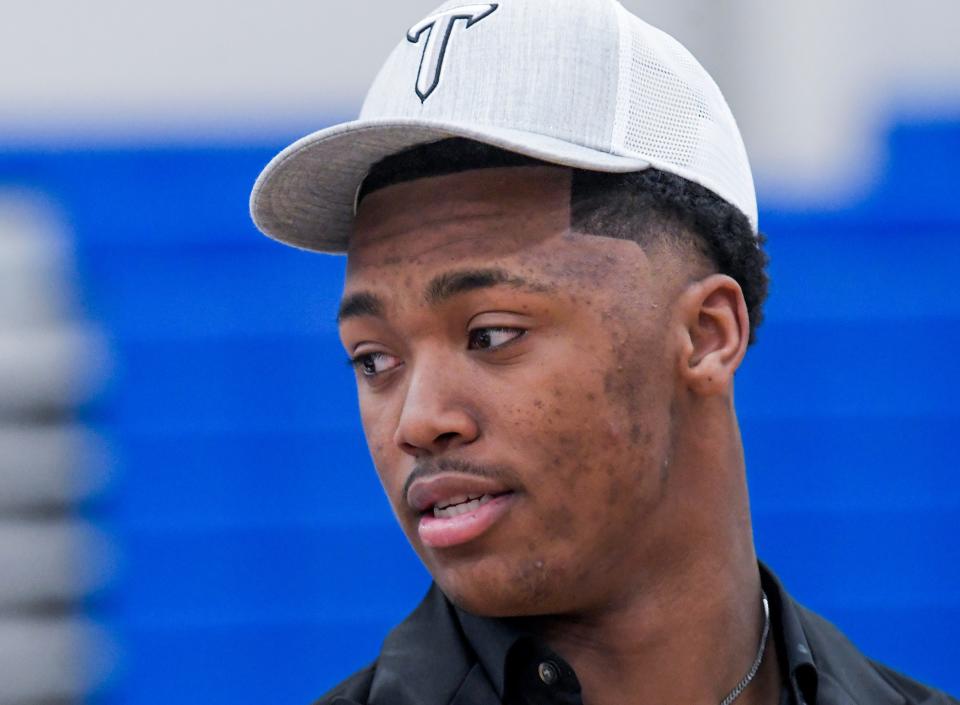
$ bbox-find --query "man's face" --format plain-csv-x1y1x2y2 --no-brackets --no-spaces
339,166,692,617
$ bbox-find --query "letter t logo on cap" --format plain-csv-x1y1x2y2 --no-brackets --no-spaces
407,3,499,102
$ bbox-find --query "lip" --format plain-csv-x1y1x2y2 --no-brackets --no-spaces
406,473,512,513
406,473,515,549
418,492,515,548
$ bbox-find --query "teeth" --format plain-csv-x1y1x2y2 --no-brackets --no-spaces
438,494,470,509
433,494,492,519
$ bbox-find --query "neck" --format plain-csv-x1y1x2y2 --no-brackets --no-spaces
523,401,781,705
532,566,778,705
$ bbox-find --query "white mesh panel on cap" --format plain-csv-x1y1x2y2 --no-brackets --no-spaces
610,1,758,229
622,37,705,167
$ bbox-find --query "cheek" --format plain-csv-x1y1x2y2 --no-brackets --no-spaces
515,374,644,509
358,394,406,501
515,342,669,525
358,397,386,452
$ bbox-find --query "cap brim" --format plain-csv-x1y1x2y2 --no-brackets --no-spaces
250,118,650,253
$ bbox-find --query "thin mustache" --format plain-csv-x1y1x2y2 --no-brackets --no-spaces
402,458,514,505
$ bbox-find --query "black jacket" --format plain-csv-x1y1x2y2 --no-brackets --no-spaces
316,572,957,705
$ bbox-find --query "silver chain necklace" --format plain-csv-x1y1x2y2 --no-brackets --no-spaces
718,591,771,705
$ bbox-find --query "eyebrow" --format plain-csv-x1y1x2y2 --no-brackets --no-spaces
425,267,552,305
337,291,384,323
337,267,553,324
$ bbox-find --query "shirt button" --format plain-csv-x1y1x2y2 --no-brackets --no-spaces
538,661,559,685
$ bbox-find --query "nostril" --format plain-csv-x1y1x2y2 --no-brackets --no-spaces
433,431,460,449
399,441,426,456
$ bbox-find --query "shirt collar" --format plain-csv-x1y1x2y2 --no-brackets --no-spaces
760,562,819,705
454,603,520,698
455,562,821,704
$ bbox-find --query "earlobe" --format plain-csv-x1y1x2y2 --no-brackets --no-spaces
676,274,749,396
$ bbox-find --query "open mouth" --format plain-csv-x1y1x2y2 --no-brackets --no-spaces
418,491,515,548
430,493,502,518
406,472,517,549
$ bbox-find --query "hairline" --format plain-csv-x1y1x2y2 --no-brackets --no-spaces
357,161,696,250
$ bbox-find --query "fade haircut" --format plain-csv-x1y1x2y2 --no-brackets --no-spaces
358,138,770,344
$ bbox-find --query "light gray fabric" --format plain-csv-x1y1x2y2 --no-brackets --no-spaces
361,0,619,148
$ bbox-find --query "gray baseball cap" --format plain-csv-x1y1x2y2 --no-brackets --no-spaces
250,0,758,252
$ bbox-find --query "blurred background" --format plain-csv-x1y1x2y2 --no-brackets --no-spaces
0,1,957,703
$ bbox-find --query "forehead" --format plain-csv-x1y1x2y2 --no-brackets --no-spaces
340,166,668,319
346,166,574,274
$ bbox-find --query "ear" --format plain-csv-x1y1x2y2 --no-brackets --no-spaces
674,274,750,396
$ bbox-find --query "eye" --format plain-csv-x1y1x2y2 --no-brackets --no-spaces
468,327,525,350
350,351,401,377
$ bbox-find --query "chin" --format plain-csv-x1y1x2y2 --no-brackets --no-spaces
428,554,571,618
441,582,542,618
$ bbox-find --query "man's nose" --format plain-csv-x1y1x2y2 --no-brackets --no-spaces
393,363,480,457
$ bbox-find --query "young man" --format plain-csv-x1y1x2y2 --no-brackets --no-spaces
250,1,957,704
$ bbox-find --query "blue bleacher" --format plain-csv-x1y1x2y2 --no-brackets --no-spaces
0,119,957,703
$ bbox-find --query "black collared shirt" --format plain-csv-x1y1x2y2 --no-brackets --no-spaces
318,562,956,705
455,564,818,705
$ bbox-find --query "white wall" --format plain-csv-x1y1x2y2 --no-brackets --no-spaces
3,1,960,202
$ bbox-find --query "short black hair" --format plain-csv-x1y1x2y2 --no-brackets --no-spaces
359,138,770,344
